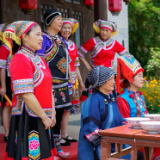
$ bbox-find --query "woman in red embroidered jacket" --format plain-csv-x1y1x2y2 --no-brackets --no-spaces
78,19,131,101
0,23,15,142
3,21,57,160
59,18,85,146
116,54,160,160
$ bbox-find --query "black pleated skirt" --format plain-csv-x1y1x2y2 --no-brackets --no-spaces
3,108,58,160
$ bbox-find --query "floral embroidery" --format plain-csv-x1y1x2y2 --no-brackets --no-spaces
57,57,67,74
28,131,40,160
59,91,66,102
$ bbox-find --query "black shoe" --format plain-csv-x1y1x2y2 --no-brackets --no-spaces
4,136,8,142
60,138,71,146
62,135,77,143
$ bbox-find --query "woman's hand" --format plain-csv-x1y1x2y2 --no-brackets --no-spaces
0,86,6,96
42,115,52,129
51,111,56,127
80,82,85,91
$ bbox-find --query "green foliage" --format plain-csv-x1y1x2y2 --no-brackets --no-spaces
146,48,160,78
129,0,160,74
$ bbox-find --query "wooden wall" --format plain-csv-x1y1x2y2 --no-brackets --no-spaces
0,0,95,80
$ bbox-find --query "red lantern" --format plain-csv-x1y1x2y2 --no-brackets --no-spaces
83,0,94,6
19,0,37,14
109,0,122,16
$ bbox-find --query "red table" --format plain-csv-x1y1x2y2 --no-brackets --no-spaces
99,125,160,160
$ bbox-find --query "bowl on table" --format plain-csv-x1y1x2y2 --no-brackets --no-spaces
140,121,160,134
144,114,160,121
125,117,150,129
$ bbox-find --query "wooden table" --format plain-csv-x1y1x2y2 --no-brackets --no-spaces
99,125,160,160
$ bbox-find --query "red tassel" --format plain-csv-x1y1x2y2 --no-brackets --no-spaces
138,91,143,95
129,94,134,98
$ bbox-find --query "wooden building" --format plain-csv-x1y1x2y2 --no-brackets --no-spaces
0,0,108,80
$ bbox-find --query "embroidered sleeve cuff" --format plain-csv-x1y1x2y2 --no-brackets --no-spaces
13,78,34,95
119,49,129,56
75,57,80,66
0,59,7,69
85,128,100,143
78,46,88,58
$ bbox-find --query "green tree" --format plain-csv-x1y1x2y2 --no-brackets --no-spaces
147,48,160,78
129,0,160,74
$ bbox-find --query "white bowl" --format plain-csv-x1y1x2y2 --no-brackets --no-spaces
140,121,160,134
125,117,150,129
144,114,160,121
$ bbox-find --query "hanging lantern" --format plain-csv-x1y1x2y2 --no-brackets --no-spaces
83,0,94,6
109,0,122,16
19,0,37,14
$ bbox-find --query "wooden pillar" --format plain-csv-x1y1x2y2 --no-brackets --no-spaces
94,0,108,21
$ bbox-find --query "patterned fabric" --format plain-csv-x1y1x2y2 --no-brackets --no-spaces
13,79,34,94
28,131,40,160
0,59,6,69
70,78,80,109
57,57,67,74
117,88,148,118
62,18,79,34
3,21,37,54
0,45,11,76
116,54,144,93
0,23,8,41
78,37,128,69
93,19,117,36
85,128,100,142
75,57,80,66
10,45,53,117
87,66,116,89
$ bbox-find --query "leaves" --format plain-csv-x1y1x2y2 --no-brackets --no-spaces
129,0,160,76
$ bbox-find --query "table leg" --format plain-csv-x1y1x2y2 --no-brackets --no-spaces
101,139,111,160
143,147,153,160
131,144,137,160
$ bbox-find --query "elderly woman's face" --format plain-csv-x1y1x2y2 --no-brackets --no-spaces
50,16,63,33
101,75,115,92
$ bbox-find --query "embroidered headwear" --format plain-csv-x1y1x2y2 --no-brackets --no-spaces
3,21,37,55
0,23,9,42
93,19,117,37
62,18,79,34
87,66,116,89
42,9,62,26
116,54,144,93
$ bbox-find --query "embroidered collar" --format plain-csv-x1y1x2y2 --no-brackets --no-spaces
21,45,35,56
44,30,57,40
94,37,113,47
125,88,142,95
99,36,111,42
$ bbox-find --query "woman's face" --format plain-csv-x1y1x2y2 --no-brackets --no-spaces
132,72,144,88
100,28,112,40
101,75,115,92
50,16,63,33
60,23,72,40
23,25,43,52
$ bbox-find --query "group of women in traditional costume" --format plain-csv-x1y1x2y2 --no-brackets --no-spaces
0,7,159,160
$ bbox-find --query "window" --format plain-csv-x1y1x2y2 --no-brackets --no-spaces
65,0,83,5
